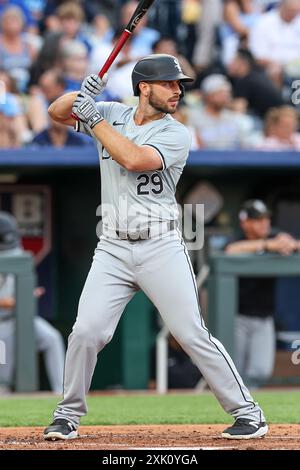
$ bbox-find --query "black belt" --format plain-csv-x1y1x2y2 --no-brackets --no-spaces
115,221,176,241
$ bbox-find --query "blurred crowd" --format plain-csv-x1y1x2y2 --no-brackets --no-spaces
1,0,300,150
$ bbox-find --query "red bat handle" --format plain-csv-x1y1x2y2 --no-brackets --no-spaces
98,30,131,77
71,30,132,120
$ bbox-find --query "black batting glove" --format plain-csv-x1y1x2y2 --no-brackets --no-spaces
72,93,104,129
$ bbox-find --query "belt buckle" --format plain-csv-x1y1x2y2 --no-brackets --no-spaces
127,227,150,241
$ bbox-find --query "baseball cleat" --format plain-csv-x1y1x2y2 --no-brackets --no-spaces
221,418,268,439
43,418,78,440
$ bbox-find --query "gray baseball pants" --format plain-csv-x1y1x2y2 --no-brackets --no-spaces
54,230,265,426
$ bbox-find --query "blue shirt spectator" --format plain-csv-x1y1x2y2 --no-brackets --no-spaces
0,92,21,117
32,125,89,147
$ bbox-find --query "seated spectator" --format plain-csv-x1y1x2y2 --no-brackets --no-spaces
119,0,160,58
0,6,39,92
32,119,88,147
28,31,65,86
0,92,21,147
228,48,285,118
173,101,201,150
42,0,118,33
27,69,66,133
55,2,92,54
225,199,300,387
187,74,257,148
193,0,223,71
0,212,65,394
60,39,88,91
249,0,300,87
258,106,300,150
0,0,36,31
220,0,263,65
180,0,202,62
0,68,32,143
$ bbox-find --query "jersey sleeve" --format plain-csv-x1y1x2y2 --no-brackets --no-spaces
143,123,192,170
74,101,115,136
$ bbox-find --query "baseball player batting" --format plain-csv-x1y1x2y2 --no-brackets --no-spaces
43,54,268,441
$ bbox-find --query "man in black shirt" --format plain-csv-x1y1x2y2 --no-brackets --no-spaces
225,199,299,387
227,49,285,118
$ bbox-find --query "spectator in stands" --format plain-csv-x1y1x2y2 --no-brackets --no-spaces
174,101,201,150
27,69,66,133
32,119,87,147
0,91,21,148
227,48,285,118
220,0,263,65
188,74,256,149
149,0,182,42
55,2,92,54
249,0,300,87
258,105,300,150
0,68,32,143
60,39,88,92
193,0,223,71
152,37,196,81
0,5,39,92
119,0,160,58
225,199,300,387
180,0,202,62
29,31,64,86
0,211,65,394
42,0,119,32
0,0,36,31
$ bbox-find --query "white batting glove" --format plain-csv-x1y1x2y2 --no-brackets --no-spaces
72,92,104,129
80,73,108,98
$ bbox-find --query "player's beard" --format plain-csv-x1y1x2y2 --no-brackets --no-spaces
149,90,178,115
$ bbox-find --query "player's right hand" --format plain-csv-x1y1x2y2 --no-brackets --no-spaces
81,74,108,98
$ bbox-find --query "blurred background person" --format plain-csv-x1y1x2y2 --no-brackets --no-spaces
55,2,92,54
32,119,88,147
60,39,88,92
249,0,300,88
0,68,32,143
220,0,264,65
0,212,65,394
258,105,300,150
225,200,300,387
227,48,285,119
0,5,40,92
192,0,223,72
187,73,257,148
0,92,21,148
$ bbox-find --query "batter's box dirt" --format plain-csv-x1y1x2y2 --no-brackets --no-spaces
0,424,299,450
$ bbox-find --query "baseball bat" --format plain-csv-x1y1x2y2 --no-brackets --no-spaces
71,0,156,120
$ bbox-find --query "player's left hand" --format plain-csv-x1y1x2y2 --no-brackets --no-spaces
72,92,104,129
81,73,108,98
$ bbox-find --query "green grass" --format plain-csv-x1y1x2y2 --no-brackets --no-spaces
0,391,299,427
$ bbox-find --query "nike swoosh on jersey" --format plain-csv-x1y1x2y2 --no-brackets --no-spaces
113,121,125,126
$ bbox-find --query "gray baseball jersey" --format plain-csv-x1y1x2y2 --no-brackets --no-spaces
53,103,266,428
76,102,191,233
